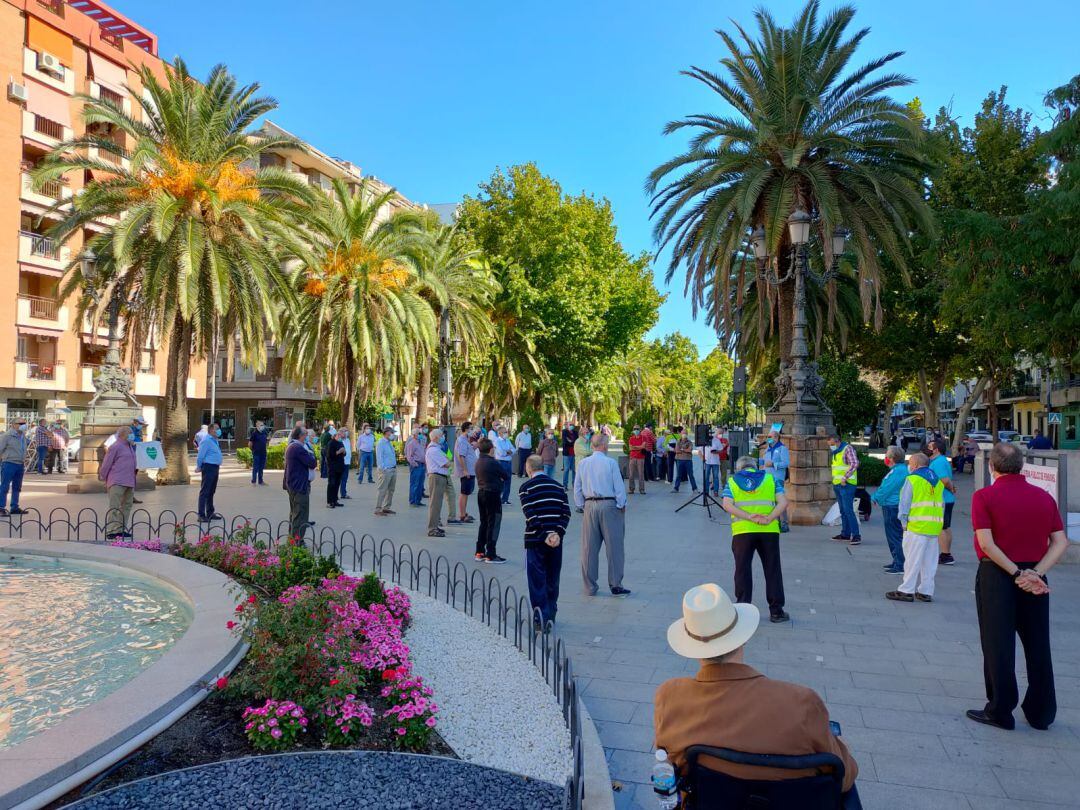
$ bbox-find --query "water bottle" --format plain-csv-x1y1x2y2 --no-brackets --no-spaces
652,748,678,809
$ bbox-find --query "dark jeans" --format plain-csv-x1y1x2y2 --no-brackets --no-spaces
527,542,563,623
327,469,342,505
358,451,374,482
881,505,904,568
251,451,266,484
703,464,722,494
516,447,531,477
732,532,785,614
288,489,309,539
409,464,426,504
499,459,513,502
834,483,859,538
198,463,219,519
666,451,675,482
339,469,349,498
673,459,697,491
643,450,654,481
976,559,1056,729
562,454,575,488
475,490,503,558
1,460,24,509
843,785,863,810
36,444,47,473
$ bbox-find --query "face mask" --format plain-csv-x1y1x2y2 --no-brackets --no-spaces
364,428,371,434
127,434,136,444
828,444,837,452
767,437,776,446
884,457,893,467
633,430,640,436
256,423,264,430
328,427,337,437
524,427,530,432
18,424,27,432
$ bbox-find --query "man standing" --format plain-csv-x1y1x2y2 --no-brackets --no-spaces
0,418,28,516
405,426,426,507
968,441,1068,731
641,423,657,481
672,430,698,493
337,426,352,500
871,447,909,574
99,426,137,539
319,421,335,479
1027,429,1053,450
885,452,943,603
454,421,477,522
475,438,510,563
627,426,646,494
374,426,397,516
828,432,861,546
665,427,679,483
284,426,317,538
520,454,571,629
560,422,579,489
46,423,64,474
514,423,533,477
927,440,958,565
53,419,70,473
356,423,375,484
33,418,49,474
131,416,147,442
249,418,269,486
425,428,450,536
494,427,515,504
722,456,790,623
574,433,630,597
536,428,558,478
762,429,790,532
195,423,223,522
324,428,346,508
702,428,722,496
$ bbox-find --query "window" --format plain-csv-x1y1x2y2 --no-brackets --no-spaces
248,407,274,431
138,349,155,373
202,409,235,441
1067,415,1077,443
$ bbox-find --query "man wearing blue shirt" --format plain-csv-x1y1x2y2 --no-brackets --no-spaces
927,440,958,566
762,429,790,532
356,424,376,484
374,426,398,516
195,422,223,521
872,446,909,573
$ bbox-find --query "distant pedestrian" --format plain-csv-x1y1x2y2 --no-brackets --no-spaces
374,426,398,516
641,423,657,481
828,432,861,546
627,426,646,494
405,426,426,507
425,428,450,536
196,423,223,522
324,428,346,508
560,422,579,488
702,427,723,495
356,423,375,484
46,423,65,473
514,424,533,477
249,419,269,485
1027,429,1052,450
99,426,137,539
494,427,515,504
337,427,352,500
130,416,147,443
664,427,679,483
762,429,790,532
475,438,510,563
672,431,698,493
0,418,28,516
284,427,317,538
968,441,1068,731
193,424,208,449
927,440,958,566
886,452,943,603
871,446,909,574
33,418,49,474
536,428,558,478
574,433,630,597
520,454,571,629
454,421,477,522
319,422,336,479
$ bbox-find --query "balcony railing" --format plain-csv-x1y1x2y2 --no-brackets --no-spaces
20,230,60,260
997,384,1040,400
16,358,61,381
98,86,124,108
19,294,60,320
37,0,64,17
33,115,64,141
101,30,123,50
1051,376,1080,391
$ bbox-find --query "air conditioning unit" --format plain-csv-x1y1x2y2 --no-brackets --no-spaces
35,334,53,343
37,51,62,75
8,81,28,102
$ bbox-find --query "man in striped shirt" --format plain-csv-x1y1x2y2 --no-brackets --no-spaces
519,454,572,629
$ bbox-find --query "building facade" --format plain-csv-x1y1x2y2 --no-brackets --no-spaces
0,0,205,437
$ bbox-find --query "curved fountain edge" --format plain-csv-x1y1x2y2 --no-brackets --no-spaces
0,541,245,810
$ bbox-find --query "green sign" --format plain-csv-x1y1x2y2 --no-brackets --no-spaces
382,413,394,420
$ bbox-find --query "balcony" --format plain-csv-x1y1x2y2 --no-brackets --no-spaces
88,81,132,116
22,48,75,95
17,294,67,329
22,109,72,148
1050,376,1080,409
89,142,130,171
15,358,66,389
276,379,321,400
20,171,72,208
80,363,98,393
996,383,1041,402
18,230,69,271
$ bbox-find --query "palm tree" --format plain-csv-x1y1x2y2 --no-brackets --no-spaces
36,58,314,484
647,0,932,367
282,180,435,431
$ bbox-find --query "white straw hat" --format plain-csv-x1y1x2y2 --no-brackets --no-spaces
666,583,760,659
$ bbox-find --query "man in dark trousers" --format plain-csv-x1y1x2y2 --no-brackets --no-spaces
249,418,269,486
474,438,510,563
324,429,346,508
560,422,579,489
284,427,318,538
721,455,790,623
519,454,571,630
968,441,1069,731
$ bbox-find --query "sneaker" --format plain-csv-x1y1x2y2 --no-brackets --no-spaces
461,515,475,523
848,537,862,546
883,565,904,574
427,529,446,537
9,507,27,515
769,610,791,623
610,586,632,597
915,593,933,603
484,556,507,564
383,509,396,515
831,534,849,541
373,509,387,516
885,590,914,602
474,552,485,561
446,518,463,525
0,508,7,517
939,553,955,566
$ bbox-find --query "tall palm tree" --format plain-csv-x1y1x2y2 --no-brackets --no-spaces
282,180,435,431
36,58,314,484
647,0,932,365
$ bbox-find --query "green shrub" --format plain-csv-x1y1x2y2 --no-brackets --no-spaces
236,442,315,470
353,571,387,610
621,408,658,447
857,452,887,487
515,406,545,434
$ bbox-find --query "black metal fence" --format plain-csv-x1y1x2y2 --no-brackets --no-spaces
1,508,585,810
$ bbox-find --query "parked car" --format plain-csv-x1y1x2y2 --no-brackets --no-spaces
899,427,926,448
268,429,291,448
997,430,1021,443
67,435,80,462
966,430,993,443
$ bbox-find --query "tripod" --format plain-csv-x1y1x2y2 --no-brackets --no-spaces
675,449,723,517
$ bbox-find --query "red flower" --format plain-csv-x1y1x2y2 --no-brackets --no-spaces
235,604,245,613
249,569,257,577
381,668,399,682
215,676,228,690
226,621,236,630
329,679,339,686
247,594,257,604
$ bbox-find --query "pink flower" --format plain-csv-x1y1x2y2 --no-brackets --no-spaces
396,727,406,736
226,621,236,630
426,717,437,728
215,676,229,690
271,728,282,739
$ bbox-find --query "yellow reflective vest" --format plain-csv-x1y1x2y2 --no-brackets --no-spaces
831,444,857,486
906,473,945,535
730,474,780,535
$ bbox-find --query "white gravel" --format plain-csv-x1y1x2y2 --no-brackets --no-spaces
395,587,572,786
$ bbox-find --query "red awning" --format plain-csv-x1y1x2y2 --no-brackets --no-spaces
89,52,127,93
19,262,64,279
26,85,73,127
18,325,61,337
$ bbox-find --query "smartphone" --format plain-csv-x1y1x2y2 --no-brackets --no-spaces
829,720,842,737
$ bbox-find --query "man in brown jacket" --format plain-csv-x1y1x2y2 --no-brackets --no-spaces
654,583,861,807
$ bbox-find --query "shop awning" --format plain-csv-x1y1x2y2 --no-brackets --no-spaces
26,85,73,127
18,325,61,338
27,16,74,65
89,52,127,93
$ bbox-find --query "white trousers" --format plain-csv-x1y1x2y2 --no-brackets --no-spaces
898,531,939,596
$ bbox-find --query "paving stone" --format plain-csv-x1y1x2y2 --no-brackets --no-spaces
993,765,1080,805
872,751,1005,797
826,685,925,712
594,720,655,754
854,778,974,809
582,696,639,723
584,677,659,704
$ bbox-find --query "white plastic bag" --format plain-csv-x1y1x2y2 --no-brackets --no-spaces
821,502,842,526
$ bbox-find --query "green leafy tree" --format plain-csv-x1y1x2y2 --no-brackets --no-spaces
818,352,876,435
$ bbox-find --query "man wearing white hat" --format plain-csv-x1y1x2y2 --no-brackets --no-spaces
654,583,860,805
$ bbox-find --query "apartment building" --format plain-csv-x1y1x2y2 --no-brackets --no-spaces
0,0,205,436
192,120,421,446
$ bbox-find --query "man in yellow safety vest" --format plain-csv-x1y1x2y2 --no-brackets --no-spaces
722,455,790,622
886,452,945,603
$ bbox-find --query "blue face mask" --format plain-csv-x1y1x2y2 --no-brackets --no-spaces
767,437,776,446
215,428,222,437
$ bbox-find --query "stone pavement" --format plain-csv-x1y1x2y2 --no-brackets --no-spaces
16,461,1080,809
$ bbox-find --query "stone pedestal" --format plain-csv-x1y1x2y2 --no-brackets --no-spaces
67,417,157,494
770,398,836,526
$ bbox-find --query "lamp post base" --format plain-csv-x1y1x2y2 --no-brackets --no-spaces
769,398,836,526
67,411,157,494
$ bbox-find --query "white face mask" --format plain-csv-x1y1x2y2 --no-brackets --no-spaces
328,427,337,437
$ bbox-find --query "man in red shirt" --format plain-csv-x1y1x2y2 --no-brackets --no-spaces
969,442,1069,731
641,424,657,481
627,426,646,494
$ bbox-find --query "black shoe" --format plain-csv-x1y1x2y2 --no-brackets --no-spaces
133,498,143,504
849,537,862,546
966,709,1014,730
341,495,352,499
447,518,463,525
610,587,632,597
885,590,914,602
939,553,956,566
11,507,29,515
484,556,507,564
883,565,904,574
0,508,7,517
770,610,790,623
427,530,446,537
915,593,933,602
831,534,849,541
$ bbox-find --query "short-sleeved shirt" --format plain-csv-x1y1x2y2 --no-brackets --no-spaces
928,454,955,503
628,434,645,459
971,474,1063,562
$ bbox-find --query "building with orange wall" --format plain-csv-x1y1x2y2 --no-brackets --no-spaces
0,0,205,439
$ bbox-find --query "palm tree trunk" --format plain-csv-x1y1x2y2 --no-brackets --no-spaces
777,266,795,367
415,358,431,423
882,391,895,448
342,374,357,437
159,315,193,486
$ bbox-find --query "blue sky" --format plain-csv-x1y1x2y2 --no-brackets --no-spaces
112,0,1075,353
